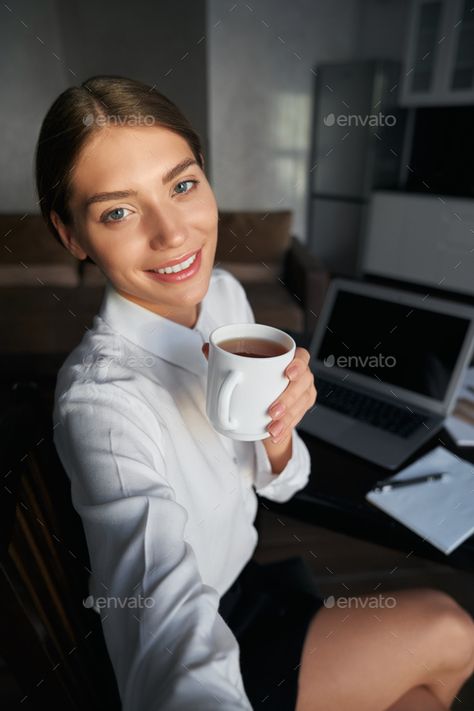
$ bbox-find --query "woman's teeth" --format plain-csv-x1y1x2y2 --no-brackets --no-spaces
153,252,198,274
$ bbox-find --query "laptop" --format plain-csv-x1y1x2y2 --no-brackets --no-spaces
298,278,474,470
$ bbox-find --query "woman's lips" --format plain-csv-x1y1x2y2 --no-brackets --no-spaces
150,248,198,271
144,249,202,283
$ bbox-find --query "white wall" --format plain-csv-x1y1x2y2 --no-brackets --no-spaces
0,0,69,212
2,0,411,226
1,0,208,214
55,0,209,160
207,0,410,242
355,0,411,62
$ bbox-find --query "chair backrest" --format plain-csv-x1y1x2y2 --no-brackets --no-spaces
0,382,121,709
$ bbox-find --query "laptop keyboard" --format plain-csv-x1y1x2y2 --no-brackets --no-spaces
316,378,426,438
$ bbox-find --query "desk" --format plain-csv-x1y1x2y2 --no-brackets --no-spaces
262,426,474,573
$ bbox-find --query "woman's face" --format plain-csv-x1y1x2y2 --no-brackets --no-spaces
51,125,218,328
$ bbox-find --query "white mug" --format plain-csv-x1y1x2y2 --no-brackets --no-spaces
205,323,296,441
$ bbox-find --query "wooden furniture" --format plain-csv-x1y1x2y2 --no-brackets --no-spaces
401,0,474,107
0,382,121,708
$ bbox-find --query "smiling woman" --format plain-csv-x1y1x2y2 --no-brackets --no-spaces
35,76,218,327
34,75,321,710
34,76,474,711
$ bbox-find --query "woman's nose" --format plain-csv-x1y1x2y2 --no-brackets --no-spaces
147,210,189,251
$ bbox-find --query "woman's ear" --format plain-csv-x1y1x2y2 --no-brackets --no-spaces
50,210,88,261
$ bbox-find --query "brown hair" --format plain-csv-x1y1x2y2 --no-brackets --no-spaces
35,75,205,264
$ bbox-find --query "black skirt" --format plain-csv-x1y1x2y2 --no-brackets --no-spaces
218,556,325,710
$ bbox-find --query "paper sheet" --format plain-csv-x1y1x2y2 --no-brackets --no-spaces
366,447,474,555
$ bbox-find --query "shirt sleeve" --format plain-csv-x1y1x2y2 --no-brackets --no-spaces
230,274,312,503
53,380,252,711
253,428,311,502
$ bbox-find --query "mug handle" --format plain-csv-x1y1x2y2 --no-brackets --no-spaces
217,370,243,430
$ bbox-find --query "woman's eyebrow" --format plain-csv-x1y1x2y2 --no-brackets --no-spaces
162,157,198,185
83,157,199,209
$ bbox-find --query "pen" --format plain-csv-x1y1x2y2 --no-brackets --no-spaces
372,472,447,493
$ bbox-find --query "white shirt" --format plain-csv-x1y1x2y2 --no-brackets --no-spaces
53,268,311,711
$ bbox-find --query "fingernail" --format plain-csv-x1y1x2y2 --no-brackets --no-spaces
270,403,284,418
270,422,284,437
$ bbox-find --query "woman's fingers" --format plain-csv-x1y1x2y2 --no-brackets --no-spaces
267,387,316,442
284,347,311,380
267,351,317,443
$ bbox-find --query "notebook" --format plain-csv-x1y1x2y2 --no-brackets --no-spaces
366,447,474,555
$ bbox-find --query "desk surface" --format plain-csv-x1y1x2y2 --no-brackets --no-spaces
264,426,474,573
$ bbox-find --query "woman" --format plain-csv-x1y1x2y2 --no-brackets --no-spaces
35,76,474,711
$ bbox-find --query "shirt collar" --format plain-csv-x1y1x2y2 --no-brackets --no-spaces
98,279,214,377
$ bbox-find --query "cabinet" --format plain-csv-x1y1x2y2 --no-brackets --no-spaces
362,191,474,298
306,61,405,277
401,0,474,106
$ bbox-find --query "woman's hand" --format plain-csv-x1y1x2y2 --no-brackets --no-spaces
201,343,317,444
265,347,317,443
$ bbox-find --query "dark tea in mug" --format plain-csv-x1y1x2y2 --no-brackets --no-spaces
217,337,288,358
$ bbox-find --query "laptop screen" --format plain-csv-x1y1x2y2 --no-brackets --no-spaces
316,290,471,402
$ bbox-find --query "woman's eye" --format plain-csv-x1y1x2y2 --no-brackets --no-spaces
174,179,198,196
100,181,198,222
102,207,131,223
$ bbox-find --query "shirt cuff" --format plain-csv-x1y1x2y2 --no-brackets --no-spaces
253,428,311,503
